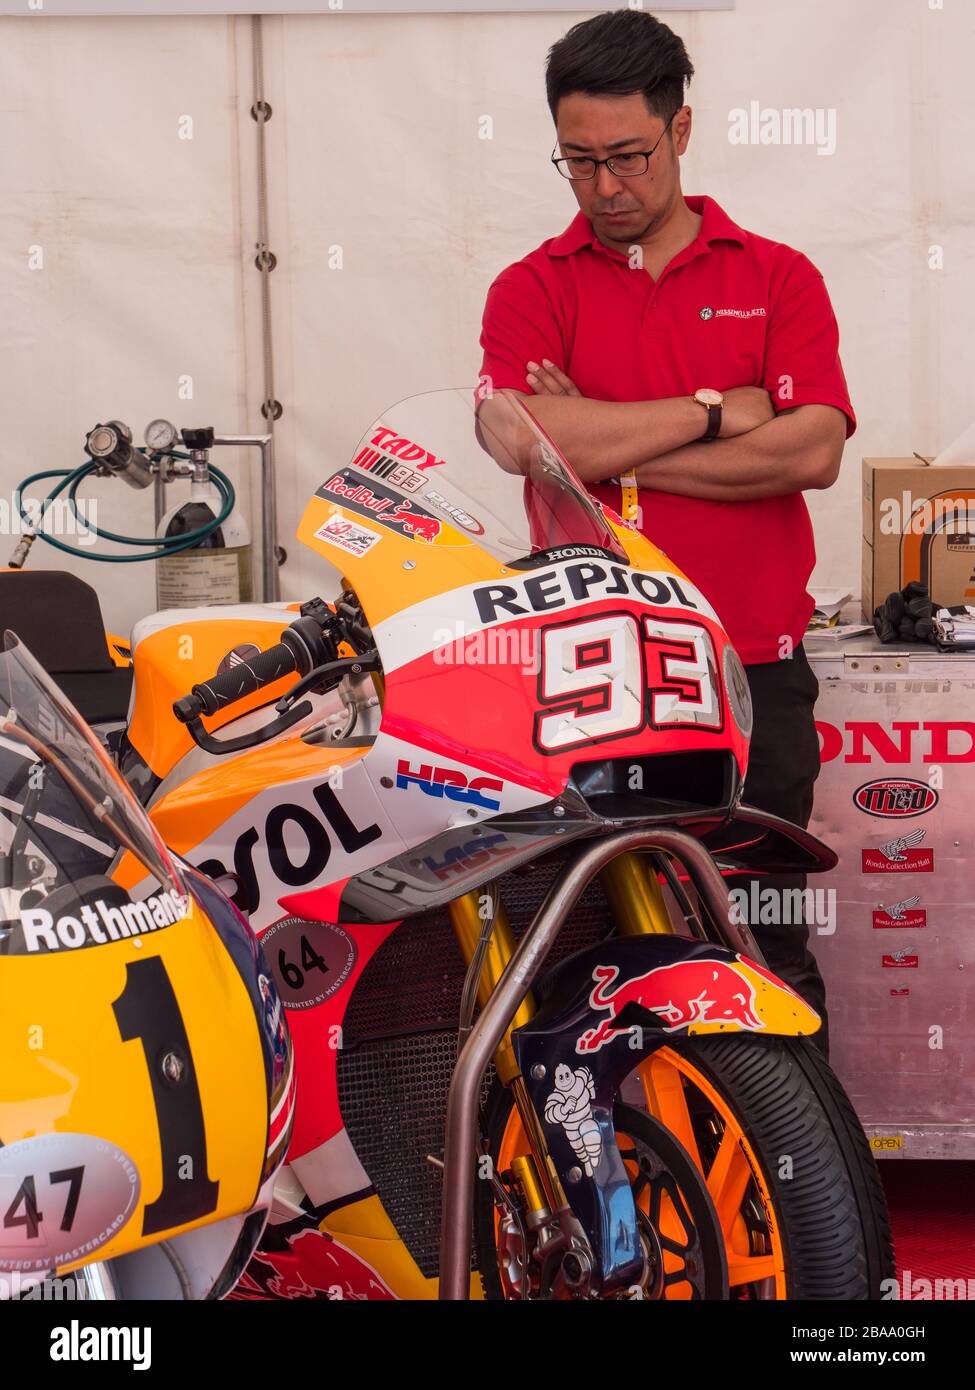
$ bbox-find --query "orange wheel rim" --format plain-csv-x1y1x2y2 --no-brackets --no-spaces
637,1047,787,1298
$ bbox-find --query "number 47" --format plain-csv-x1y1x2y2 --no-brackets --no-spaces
3,1167,84,1240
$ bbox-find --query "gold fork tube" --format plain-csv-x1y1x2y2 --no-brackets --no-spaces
448,893,566,1209
598,850,674,936
508,1075,566,1212
447,891,535,1084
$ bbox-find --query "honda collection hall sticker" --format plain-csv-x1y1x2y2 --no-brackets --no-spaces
872,895,927,929
861,828,934,873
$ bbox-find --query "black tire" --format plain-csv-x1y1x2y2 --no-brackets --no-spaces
476,1034,895,1301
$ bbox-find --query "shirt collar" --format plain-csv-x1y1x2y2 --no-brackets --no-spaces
548,195,747,260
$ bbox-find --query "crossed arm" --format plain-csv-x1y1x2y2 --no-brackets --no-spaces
498,359,847,502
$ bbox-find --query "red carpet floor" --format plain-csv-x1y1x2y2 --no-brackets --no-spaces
879,1161,975,1296
230,1158,974,1300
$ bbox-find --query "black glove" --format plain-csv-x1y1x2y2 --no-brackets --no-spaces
874,582,939,644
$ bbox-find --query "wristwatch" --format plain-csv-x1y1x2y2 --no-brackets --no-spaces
694,388,724,441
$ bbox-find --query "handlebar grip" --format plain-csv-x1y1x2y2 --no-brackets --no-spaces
176,641,299,720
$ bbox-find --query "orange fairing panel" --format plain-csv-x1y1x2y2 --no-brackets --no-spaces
148,738,373,857
127,610,302,779
105,632,132,668
296,493,673,636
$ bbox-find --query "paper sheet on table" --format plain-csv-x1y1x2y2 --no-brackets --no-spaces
809,588,852,621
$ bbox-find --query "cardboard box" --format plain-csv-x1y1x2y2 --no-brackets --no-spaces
862,457,975,618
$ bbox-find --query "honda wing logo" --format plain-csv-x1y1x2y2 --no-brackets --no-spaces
885,895,920,920
878,829,926,861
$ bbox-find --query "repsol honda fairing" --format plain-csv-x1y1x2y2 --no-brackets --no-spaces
113,387,893,1300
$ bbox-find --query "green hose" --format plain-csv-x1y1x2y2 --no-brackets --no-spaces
14,454,236,564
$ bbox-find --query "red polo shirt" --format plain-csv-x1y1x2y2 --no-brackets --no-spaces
478,194,855,665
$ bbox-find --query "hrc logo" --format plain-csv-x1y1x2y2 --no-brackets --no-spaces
394,759,503,811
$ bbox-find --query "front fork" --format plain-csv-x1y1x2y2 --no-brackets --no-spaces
446,853,673,1268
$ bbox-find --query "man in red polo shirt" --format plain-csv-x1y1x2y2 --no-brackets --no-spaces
478,9,854,1058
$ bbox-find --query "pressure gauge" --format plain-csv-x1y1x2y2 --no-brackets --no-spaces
144,418,178,453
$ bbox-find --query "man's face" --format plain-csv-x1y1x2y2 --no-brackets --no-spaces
554,91,690,245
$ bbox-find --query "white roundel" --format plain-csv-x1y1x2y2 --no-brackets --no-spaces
722,644,753,739
0,1133,140,1273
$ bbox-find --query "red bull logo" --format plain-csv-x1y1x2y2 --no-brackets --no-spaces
377,500,441,542
576,957,772,1053
314,468,444,544
231,1228,396,1301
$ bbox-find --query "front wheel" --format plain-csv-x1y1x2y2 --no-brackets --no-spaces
477,1034,895,1300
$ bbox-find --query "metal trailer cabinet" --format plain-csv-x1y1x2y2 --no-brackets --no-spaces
804,634,975,1159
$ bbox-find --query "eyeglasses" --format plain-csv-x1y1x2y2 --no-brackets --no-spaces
551,109,680,181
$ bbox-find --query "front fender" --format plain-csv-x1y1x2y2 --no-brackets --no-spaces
511,937,820,1293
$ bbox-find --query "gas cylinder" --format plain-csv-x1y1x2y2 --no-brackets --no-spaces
155,429,253,609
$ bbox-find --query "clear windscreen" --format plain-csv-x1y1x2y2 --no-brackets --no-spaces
0,633,183,944
307,386,628,567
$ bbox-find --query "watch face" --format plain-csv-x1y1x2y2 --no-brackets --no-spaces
696,389,723,407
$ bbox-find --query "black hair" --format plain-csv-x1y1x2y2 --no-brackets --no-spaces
545,9,694,124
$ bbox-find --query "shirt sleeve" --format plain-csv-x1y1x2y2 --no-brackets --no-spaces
763,254,857,438
478,262,568,395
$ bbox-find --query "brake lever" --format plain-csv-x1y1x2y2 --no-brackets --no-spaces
274,650,382,713
183,700,315,756
182,651,381,757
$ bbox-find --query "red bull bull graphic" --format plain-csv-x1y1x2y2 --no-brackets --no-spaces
376,500,442,543
230,1227,396,1301
575,956,791,1053
314,468,445,544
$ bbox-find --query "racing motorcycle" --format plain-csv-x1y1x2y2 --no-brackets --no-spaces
107,385,892,1299
0,635,295,1299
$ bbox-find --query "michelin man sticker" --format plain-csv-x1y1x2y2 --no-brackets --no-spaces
543,1064,603,1177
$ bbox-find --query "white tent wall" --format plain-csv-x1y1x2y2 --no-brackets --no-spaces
1,14,259,631
1,0,972,637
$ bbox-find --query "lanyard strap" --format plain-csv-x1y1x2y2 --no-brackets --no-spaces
618,472,640,524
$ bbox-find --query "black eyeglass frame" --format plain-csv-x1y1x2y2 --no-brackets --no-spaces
551,108,681,181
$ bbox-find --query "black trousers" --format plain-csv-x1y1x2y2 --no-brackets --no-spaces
740,644,829,1059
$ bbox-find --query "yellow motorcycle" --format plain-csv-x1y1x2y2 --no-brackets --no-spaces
0,634,294,1299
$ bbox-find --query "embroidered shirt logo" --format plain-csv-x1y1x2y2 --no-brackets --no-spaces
700,306,767,321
